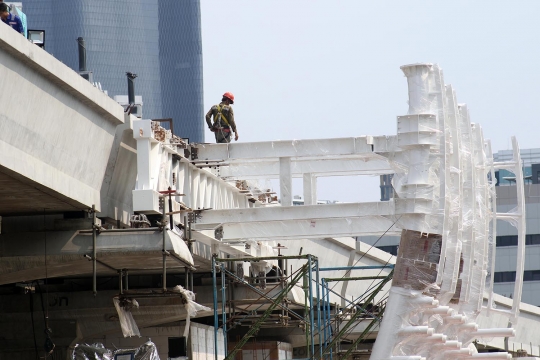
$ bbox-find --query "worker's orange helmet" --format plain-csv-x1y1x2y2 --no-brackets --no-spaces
223,92,235,104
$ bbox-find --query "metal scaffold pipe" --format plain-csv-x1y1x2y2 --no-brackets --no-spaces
92,204,97,296
303,263,310,358
220,261,308,360
118,270,123,295
315,258,322,360
216,254,312,262
212,256,219,360
162,218,167,292
320,270,394,358
221,263,228,356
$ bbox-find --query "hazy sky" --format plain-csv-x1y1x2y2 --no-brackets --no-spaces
201,1,540,202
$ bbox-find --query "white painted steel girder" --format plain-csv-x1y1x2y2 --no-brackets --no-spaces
191,136,374,161
193,200,433,231
219,216,404,242
128,63,525,360
195,201,393,227
213,155,397,179
132,119,261,218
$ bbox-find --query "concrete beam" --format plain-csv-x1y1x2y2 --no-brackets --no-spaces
0,229,193,285
0,24,125,213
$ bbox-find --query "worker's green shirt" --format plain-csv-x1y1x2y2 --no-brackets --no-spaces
205,102,237,133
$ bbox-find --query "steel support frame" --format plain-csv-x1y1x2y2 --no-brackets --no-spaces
211,254,320,360
320,271,393,360
193,198,435,242
133,118,260,219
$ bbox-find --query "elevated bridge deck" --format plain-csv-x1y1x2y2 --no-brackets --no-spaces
0,22,537,359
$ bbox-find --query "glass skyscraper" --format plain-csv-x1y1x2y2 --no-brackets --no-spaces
22,0,204,142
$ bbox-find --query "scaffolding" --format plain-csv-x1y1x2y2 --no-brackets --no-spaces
211,254,394,360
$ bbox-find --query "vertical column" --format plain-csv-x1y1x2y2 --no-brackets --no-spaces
191,170,200,209
133,120,154,190
231,193,237,209
136,139,152,189
199,174,207,209
213,187,219,210
303,173,317,205
280,157,292,206
371,64,442,360
510,136,526,318
208,179,216,209
401,63,435,115
182,163,192,208
224,189,230,208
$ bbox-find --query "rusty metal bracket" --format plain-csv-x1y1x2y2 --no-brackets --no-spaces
188,210,203,224
215,226,223,240
183,148,191,159
191,146,198,160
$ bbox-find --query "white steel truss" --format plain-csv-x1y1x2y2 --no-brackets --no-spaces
132,63,525,360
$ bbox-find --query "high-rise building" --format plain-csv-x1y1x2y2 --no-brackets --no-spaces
22,0,204,142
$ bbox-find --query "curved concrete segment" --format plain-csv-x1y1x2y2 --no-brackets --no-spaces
0,24,125,214
0,229,193,285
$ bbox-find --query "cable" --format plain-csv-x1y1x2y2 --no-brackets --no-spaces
42,209,55,357
44,209,48,321
328,215,401,294
29,290,39,359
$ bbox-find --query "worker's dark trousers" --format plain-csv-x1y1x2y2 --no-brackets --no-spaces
215,130,231,143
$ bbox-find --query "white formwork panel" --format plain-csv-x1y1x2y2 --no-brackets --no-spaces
190,323,225,360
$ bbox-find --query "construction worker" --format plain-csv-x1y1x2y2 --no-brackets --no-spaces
205,92,239,143
0,3,23,35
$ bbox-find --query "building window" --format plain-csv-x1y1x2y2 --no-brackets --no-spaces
496,234,540,247
496,235,518,247
532,163,540,184
494,271,516,283
168,337,187,358
526,234,540,245
494,271,540,282
524,270,540,281
376,245,398,256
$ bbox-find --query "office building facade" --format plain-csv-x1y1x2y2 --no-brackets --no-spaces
22,0,204,142
491,148,540,305
365,148,540,306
